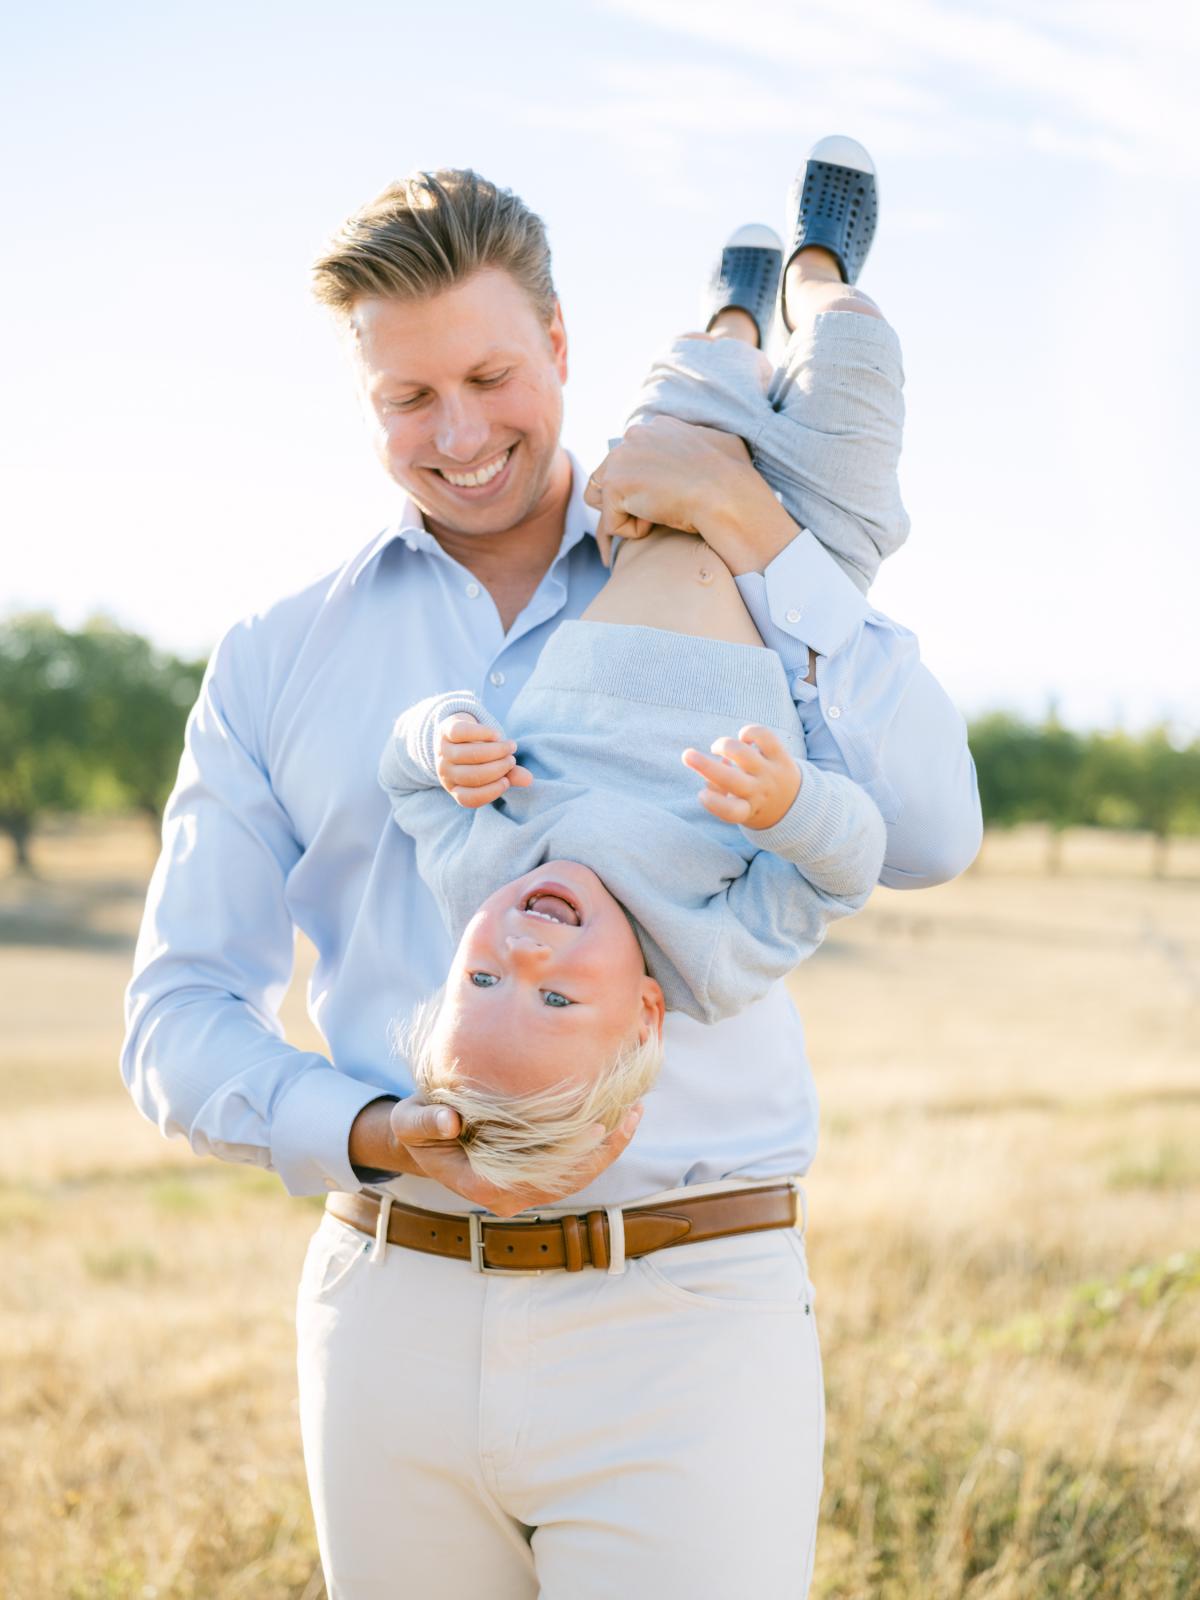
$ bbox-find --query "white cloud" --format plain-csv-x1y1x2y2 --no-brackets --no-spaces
592,0,1200,176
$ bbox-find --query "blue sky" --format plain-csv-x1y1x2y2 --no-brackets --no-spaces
3,0,1196,730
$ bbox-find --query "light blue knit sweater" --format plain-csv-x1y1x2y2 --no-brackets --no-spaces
379,621,885,1024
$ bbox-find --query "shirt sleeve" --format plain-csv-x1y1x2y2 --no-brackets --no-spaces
120,619,389,1199
736,529,982,888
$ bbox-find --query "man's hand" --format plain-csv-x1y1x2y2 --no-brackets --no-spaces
352,1095,646,1218
583,417,799,575
682,724,802,830
348,1094,464,1178
436,713,532,808
401,1103,646,1219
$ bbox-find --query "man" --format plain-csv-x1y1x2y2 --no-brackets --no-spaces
122,167,980,1598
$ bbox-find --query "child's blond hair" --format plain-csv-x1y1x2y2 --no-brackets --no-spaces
391,986,662,1193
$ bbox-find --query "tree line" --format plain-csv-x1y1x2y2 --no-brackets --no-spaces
2,613,1197,874
969,712,1200,874
0,613,205,870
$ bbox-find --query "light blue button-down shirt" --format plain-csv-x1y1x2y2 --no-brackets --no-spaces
121,455,980,1204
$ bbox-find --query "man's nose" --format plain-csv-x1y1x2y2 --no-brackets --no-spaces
434,394,490,463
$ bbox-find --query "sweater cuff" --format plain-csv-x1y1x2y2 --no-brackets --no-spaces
413,694,499,777
740,762,848,866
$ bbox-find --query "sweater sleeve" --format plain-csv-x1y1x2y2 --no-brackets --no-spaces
378,691,501,796
377,691,503,910
739,760,886,900
699,768,885,1022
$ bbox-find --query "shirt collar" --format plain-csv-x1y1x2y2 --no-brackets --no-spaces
344,449,598,590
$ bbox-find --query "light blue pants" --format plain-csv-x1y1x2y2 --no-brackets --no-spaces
625,311,909,594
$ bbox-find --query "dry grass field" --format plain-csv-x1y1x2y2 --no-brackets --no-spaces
1,817,1196,1599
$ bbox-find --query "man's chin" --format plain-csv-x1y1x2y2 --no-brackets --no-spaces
423,500,537,539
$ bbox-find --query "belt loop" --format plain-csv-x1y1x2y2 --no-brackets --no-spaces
794,1182,807,1241
561,1214,584,1272
371,1193,394,1263
605,1206,626,1276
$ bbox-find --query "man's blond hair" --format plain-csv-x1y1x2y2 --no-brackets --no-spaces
391,987,663,1193
312,168,556,322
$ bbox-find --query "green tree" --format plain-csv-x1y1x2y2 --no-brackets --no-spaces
0,614,94,871
1125,728,1200,877
1079,730,1142,832
72,619,205,825
0,612,206,872
968,710,1086,871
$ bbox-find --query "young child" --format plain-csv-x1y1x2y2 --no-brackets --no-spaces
379,137,907,1194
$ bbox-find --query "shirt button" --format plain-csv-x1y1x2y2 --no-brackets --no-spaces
465,582,480,598
785,608,801,624
489,670,506,687
828,705,842,719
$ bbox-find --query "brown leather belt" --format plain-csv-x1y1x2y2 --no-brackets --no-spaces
325,1183,798,1273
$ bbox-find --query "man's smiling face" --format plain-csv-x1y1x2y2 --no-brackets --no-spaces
350,267,569,540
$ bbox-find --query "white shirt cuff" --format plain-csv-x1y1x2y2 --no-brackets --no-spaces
761,529,870,656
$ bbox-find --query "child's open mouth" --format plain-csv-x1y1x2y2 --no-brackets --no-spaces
522,883,582,927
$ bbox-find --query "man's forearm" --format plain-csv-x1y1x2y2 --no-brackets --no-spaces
699,459,804,577
348,1096,421,1178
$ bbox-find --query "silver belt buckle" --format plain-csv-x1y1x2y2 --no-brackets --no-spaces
468,1211,551,1275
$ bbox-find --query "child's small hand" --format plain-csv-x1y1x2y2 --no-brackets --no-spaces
435,714,533,809
682,724,801,830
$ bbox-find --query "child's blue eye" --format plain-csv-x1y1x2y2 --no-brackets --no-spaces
471,972,499,988
543,991,573,1008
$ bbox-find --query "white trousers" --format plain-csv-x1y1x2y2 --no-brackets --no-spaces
295,1187,825,1599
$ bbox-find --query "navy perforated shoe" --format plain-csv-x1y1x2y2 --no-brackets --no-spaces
700,223,784,349
783,136,878,325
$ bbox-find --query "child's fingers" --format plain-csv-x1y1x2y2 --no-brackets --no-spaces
439,737,517,768
449,775,514,809
439,715,492,744
441,753,516,787
506,764,534,788
698,786,752,824
738,724,785,761
681,748,756,799
710,735,766,774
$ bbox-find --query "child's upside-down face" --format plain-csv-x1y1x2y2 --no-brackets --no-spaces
435,860,665,1096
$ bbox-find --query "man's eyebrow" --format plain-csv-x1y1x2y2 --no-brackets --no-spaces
379,350,521,389
466,348,521,371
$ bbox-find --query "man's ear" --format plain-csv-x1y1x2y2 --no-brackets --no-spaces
548,299,568,385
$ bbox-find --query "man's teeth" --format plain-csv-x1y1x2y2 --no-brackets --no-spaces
440,449,511,489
